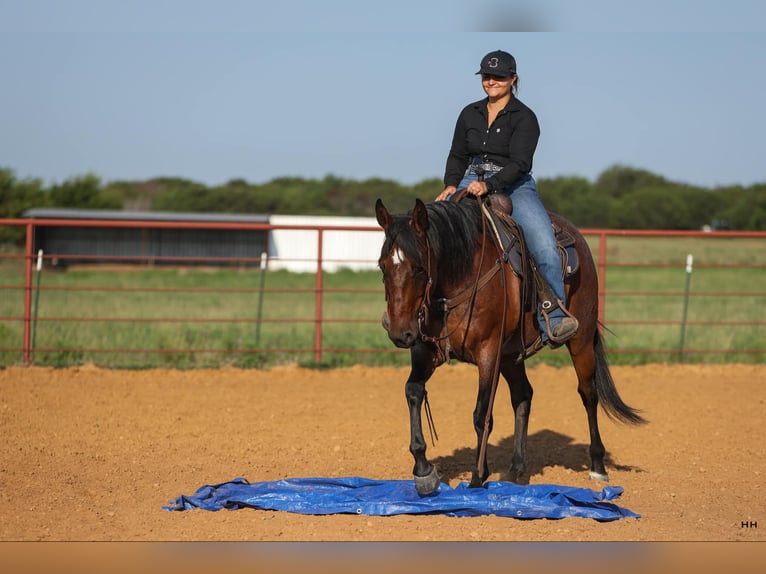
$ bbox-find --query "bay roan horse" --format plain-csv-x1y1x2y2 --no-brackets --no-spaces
375,196,646,496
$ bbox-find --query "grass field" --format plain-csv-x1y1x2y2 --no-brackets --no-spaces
0,235,764,368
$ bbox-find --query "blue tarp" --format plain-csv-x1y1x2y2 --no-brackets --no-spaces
164,477,639,521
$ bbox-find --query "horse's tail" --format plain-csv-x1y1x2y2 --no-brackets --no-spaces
593,330,647,425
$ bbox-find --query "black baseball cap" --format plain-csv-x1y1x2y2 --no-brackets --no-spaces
476,50,516,77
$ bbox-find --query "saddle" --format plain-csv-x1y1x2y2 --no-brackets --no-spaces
482,194,579,282
481,195,580,361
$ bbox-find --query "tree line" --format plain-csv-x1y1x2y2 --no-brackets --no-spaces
2,164,765,243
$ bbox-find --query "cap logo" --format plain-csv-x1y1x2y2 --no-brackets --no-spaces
487,57,500,69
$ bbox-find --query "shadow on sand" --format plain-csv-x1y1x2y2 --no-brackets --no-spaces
429,428,643,485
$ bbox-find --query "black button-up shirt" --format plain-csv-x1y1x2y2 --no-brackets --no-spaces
443,95,540,192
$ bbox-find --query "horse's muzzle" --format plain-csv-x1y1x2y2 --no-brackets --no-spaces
382,311,417,348
389,330,417,348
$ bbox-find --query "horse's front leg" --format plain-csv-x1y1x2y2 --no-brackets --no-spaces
405,342,441,496
470,360,497,488
501,360,533,483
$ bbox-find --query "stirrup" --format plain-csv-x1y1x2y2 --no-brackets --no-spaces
541,298,579,346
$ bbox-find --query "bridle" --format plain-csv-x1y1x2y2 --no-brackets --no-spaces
416,205,505,363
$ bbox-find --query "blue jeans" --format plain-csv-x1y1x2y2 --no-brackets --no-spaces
456,170,566,336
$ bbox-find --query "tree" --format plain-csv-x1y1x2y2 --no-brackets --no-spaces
49,173,120,209
537,176,609,227
2,166,766,237
150,178,216,212
716,185,766,230
611,186,702,229
0,168,47,243
594,164,671,199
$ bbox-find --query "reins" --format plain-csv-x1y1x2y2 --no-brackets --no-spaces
476,199,509,479
416,210,502,362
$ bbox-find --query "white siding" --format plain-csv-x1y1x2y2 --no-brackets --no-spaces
268,215,384,272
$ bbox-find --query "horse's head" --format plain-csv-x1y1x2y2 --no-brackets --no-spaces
375,198,431,348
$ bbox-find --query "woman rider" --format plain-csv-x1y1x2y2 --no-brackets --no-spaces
436,49,578,347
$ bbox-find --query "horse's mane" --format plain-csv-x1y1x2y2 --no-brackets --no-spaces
383,199,484,283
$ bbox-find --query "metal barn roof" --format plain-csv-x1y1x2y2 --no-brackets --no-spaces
22,208,269,223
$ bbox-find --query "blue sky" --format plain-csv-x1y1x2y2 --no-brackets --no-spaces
2,0,765,190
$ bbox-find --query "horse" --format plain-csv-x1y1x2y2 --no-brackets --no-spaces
375,195,646,496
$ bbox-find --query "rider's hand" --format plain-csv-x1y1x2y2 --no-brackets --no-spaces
436,186,457,202
465,180,488,197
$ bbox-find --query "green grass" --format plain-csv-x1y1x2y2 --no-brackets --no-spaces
595,236,765,364
0,234,764,368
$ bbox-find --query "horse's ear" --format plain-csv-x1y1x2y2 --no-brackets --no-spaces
375,198,392,230
411,198,429,235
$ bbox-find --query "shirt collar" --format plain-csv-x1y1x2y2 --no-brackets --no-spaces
473,95,522,115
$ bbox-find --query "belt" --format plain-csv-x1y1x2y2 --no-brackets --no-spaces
469,158,504,173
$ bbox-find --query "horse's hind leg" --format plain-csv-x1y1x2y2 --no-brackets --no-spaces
570,346,608,481
405,343,441,495
501,360,533,482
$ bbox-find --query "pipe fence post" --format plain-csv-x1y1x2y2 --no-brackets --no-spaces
31,249,44,363
314,229,324,365
255,251,268,345
679,253,693,362
597,232,607,332
22,223,34,365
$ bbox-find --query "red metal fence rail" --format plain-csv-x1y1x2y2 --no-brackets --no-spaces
1,218,764,366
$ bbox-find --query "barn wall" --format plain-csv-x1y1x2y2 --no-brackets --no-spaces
268,215,383,272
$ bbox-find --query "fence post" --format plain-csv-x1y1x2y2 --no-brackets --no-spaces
31,249,44,363
314,229,324,364
597,232,607,332
679,253,693,361
255,251,268,345
23,222,34,365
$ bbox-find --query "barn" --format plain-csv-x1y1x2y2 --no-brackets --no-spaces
21,208,384,271
22,208,270,268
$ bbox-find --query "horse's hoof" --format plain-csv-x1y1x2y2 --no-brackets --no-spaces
508,465,526,483
589,470,609,481
413,466,441,496
469,469,486,488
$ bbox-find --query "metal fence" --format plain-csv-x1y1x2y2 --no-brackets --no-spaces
1,217,764,367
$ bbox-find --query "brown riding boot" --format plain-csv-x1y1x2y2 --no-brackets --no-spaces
549,316,579,347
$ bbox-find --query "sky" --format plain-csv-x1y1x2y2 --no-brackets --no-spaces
2,0,766,191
